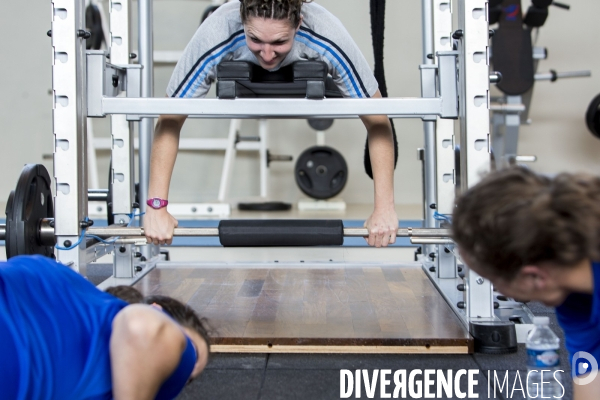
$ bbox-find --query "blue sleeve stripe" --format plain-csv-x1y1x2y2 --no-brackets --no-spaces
172,30,245,98
182,37,247,98
298,27,371,98
294,35,358,98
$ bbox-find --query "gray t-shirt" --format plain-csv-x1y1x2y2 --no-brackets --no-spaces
167,1,378,99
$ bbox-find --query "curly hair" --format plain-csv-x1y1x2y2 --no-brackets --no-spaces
240,0,312,27
452,167,600,281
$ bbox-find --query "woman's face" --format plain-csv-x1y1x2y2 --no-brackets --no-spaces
243,16,299,70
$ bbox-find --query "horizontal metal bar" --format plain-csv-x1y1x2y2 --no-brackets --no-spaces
411,238,454,245
489,103,526,112
88,189,109,202
101,97,448,119
535,70,591,81
0,224,450,241
86,226,450,238
513,155,537,163
87,227,221,237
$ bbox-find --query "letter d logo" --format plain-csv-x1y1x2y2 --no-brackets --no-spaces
572,352,598,386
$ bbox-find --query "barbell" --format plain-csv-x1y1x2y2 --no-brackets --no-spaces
2,164,451,258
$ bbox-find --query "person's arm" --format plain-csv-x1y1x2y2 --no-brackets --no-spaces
573,374,600,400
360,90,398,248
110,305,187,400
144,113,187,245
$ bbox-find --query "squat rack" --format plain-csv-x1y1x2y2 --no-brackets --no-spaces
44,0,519,350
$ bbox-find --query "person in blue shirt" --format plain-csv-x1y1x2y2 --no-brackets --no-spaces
0,255,210,400
451,166,600,400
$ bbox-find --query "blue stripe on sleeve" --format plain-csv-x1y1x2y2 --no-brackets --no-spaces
296,31,365,98
180,34,247,98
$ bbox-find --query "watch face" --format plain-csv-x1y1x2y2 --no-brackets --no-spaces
152,199,161,208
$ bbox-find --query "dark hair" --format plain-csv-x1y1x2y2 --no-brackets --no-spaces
452,166,600,281
240,0,312,27
105,285,144,304
105,287,211,352
144,295,211,353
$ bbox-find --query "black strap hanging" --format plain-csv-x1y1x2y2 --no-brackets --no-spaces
364,0,399,179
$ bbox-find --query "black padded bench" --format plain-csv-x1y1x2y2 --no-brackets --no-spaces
216,61,343,99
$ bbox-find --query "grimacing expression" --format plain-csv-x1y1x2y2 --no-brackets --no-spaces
243,16,300,70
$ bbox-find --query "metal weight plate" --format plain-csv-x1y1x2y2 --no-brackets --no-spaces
5,164,54,259
295,146,348,200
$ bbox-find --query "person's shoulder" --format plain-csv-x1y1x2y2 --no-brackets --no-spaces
2,255,72,278
300,2,347,36
211,1,242,21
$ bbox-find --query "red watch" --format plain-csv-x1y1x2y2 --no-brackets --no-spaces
147,197,169,210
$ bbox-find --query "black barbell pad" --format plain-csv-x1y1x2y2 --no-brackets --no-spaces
218,219,344,247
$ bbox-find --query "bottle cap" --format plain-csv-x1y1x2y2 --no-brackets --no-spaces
533,316,550,325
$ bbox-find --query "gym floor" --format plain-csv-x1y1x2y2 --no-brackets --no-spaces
0,204,575,399
91,262,575,400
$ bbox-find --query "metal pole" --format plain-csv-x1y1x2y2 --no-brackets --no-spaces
0,223,451,242
421,0,437,261
138,0,155,259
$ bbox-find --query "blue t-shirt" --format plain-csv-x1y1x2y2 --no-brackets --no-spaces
0,255,195,400
556,261,600,377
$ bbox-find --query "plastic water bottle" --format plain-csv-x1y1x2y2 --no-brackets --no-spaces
526,317,564,399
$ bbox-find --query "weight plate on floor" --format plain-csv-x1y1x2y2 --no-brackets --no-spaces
5,164,54,259
295,146,348,200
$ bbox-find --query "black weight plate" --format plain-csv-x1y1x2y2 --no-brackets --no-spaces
585,94,600,139
295,146,348,200
5,164,54,259
307,118,334,131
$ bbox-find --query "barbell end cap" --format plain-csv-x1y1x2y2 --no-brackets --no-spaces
490,72,503,84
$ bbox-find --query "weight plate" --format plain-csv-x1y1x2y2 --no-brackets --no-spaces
307,118,334,131
295,146,348,200
5,164,54,259
586,94,600,139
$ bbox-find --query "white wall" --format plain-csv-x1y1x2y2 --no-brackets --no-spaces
1,1,599,209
